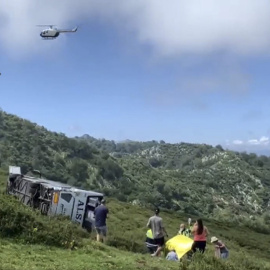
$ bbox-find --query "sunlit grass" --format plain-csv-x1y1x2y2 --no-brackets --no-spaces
0,172,269,270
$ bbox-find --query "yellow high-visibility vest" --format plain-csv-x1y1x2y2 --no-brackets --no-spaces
146,229,153,239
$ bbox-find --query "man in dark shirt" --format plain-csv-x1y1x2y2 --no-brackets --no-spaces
94,199,109,243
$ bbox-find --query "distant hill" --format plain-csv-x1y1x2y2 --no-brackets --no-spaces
1,109,270,226
77,135,270,224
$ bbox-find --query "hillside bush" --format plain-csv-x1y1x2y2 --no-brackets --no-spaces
0,191,270,269
242,218,270,234
187,252,270,270
0,195,88,248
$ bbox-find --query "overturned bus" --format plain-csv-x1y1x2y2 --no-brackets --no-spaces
6,166,104,232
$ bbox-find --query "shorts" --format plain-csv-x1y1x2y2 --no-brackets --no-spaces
192,241,206,253
154,237,165,247
95,226,107,236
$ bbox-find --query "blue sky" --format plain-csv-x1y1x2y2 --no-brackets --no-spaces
1,1,270,155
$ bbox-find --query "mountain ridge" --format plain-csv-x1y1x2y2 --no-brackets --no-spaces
77,134,270,224
1,109,270,228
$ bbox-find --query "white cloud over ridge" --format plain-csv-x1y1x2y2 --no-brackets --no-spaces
1,0,270,58
247,136,269,146
229,136,269,154
232,136,269,146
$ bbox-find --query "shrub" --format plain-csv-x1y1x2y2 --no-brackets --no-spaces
0,195,89,248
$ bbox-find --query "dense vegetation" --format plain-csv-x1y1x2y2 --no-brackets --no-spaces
0,172,269,270
78,135,270,227
0,110,124,189
1,109,270,227
0,111,270,226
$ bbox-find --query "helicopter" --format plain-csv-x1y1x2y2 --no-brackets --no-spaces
37,25,78,40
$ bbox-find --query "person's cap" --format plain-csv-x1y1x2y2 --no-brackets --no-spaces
211,236,218,243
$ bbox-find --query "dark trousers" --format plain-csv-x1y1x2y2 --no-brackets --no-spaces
145,237,158,254
192,241,206,254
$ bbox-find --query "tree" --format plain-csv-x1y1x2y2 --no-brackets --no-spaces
69,159,89,182
149,157,163,168
215,145,224,151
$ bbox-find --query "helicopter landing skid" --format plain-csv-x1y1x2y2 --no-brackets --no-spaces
41,37,56,40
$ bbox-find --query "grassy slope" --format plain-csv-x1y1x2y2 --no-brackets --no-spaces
0,240,180,270
107,199,270,261
0,171,270,270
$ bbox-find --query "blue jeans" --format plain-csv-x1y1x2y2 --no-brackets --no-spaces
220,251,229,259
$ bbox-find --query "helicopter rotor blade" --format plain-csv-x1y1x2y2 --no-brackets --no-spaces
36,25,56,29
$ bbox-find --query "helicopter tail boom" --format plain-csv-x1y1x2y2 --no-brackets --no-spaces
58,27,78,33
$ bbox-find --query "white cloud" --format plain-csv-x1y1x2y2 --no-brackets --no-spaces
233,140,243,145
1,0,270,58
260,136,270,145
230,136,270,147
247,139,260,145
247,137,269,145
226,136,270,155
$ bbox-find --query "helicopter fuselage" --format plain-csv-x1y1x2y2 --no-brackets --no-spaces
40,29,60,39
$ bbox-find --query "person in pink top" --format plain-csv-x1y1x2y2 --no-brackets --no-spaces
191,218,209,254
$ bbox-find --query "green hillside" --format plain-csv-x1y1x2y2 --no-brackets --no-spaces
0,110,124,189
79,135,270,226
1,109,270,228
0,172,270,270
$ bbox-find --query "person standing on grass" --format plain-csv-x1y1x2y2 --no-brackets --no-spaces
94,199,109,243
146,208,168,257
191,218,209,254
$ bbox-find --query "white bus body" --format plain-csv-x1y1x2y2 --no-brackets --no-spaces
6,166,103,232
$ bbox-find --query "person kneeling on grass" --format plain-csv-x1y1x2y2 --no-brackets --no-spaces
211,236,229,259
166,250,178,261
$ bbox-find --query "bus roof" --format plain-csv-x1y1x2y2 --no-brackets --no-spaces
22,175,103,196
